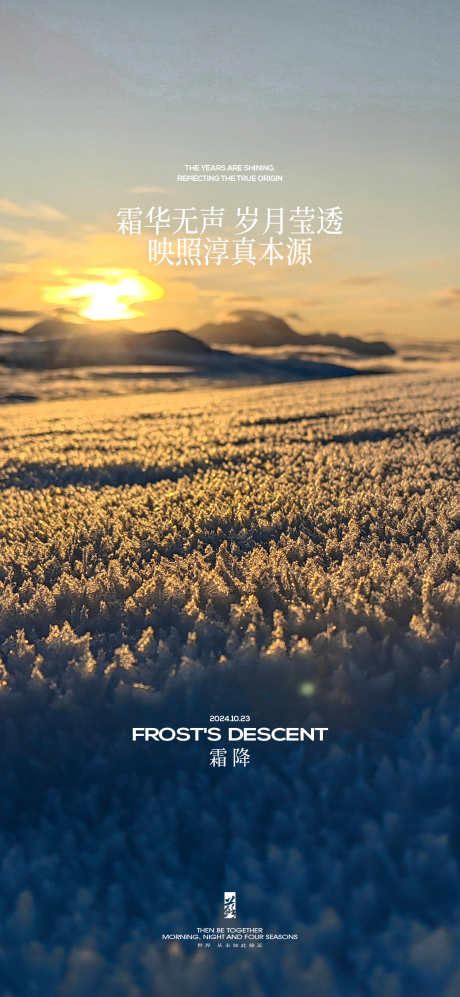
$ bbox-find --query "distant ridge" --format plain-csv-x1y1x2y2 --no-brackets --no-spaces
24,318,85,339
23,319,211,355
195,311,301,348
12,321,213,368
124,329,211,355
22,315,394,358
194,310,395,356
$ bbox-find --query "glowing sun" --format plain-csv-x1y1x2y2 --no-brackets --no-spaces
43,269,165,320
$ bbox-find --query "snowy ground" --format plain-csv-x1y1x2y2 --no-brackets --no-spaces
0,367,459,995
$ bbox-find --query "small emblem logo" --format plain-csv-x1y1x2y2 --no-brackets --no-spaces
224,891,236,918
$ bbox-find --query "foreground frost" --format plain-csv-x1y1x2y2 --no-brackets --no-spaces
0,368,458,995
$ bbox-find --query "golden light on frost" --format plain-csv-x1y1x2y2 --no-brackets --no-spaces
43,269,165,320
299,681,315,697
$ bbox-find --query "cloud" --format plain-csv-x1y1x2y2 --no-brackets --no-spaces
301,298,328,308
0,226,26,245
229,295,262,302
354,296,408,313
129,186,168,195
339,274,388,286
54,306,81,317
435,287,460,307
1,263,29,274
0,308,41,318
0,200,67,222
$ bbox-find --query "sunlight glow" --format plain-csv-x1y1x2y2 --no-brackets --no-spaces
43,270,165,320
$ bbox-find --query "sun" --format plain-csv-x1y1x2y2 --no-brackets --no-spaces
43,269,165,321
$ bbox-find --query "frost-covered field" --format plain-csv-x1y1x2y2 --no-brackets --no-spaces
0,367,459,996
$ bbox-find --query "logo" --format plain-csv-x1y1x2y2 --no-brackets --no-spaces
224,891,236,918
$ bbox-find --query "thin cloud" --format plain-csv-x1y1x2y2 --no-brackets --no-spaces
435,288,460,307
1,263,29,273
129,186,168,195
0,308,41,318
0,199,67,222
340,274,388,286
229,294,262,302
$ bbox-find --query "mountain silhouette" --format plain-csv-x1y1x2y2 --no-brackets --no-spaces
14,321,213,368
23,319,211,355
194,310,394,356
24,318,86,339
124,329,211,355
195,310,301,348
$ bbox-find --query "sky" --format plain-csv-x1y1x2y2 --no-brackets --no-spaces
1,0,459,341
